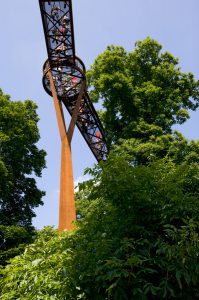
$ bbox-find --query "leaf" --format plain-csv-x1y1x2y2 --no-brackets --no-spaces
176,271,182,289
32,259,42,266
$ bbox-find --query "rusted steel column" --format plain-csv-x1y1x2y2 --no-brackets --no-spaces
59,136,76,230
48,69,76,231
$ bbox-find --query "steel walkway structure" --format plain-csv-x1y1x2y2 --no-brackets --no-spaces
39,0,107,161
39,0,108,230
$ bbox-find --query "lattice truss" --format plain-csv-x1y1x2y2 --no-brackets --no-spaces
39,0,108,161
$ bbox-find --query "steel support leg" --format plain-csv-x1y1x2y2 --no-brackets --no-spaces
59,136,76,231
48,69,76,231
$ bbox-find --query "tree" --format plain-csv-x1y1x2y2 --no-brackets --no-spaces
0,89,46,227
0,225,35,267
111,130,199,166
87,37,199,145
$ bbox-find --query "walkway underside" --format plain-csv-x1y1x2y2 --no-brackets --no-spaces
39,0,108,161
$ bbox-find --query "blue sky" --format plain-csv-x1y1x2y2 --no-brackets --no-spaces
0,0,198,228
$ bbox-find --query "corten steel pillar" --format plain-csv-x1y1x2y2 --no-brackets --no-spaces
47,69,85,231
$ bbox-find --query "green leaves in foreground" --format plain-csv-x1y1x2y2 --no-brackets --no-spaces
0,228,76,300
1,155,199,299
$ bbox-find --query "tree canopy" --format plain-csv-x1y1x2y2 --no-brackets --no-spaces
0,89,46,227
87,37,199,145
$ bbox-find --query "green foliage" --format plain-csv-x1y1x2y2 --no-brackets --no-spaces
87,37,199,145
1,155,199,299
0,89,46,227
1,39,199,299
0,227,76,300
112,130,199,166
0,225,34,267
64,156,199,299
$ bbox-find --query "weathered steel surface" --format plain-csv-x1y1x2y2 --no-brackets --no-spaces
48,69,76,231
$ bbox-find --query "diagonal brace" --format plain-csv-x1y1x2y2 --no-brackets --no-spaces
67,80,86,145
48,69,67,141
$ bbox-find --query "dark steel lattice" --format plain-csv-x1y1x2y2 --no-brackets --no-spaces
39,0,108,161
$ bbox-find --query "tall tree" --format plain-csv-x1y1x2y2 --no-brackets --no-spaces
87,37,199,145
0,89,46,227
